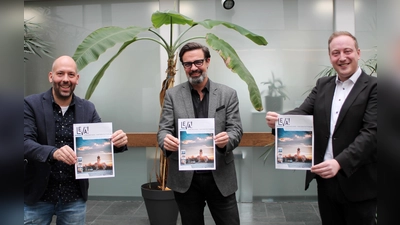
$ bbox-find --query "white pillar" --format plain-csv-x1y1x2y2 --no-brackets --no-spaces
333,0,355,34
159,0,180,85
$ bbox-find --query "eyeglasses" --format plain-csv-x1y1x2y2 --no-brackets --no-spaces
182,59,205,69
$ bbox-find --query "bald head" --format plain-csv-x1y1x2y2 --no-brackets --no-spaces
52,55,78,73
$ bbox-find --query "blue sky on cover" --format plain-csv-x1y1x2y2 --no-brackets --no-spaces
75,137,112,156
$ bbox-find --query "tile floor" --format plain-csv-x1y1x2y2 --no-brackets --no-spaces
51,199,322,225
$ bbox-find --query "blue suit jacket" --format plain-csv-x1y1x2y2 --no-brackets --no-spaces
24,88,126,205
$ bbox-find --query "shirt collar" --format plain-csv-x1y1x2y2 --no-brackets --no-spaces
51,91,76,107
335,67,362,84
188,78,210,93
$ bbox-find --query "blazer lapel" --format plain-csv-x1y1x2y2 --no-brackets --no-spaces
43,90,56,146
208,81,218,118
334,72,368,132
324,78,336,125
180,82,195,118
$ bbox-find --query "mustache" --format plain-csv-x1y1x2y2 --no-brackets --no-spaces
189,70,202,76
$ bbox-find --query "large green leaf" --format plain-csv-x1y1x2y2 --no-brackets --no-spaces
151,10,194,28
206,33,263,111
85,39,136,99
197,19,268,46
72,26,148,71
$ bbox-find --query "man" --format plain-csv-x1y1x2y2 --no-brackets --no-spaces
157,42,243,225
24,55,128,225
266,31,377,225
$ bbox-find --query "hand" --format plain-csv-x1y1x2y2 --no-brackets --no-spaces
111,130,128,148
53,145,77,165
310,159,341,179
163,134,179,151
215,132,229,148
266,111,280,128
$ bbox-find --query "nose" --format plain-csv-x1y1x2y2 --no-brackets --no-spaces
61,73,69,81
339,52,347,61
190,63,197,70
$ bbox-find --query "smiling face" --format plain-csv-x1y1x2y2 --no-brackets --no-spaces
48,56,79,106
329,35,360,81
182,49,210,86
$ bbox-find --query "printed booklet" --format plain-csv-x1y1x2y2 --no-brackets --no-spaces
178,118,216,171
275,115,314,170
74,122,115,179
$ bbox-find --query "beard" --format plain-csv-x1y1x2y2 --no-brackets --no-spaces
188,70,206,84
52,81,75,100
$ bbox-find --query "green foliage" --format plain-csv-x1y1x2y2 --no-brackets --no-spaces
259,141,275,165
24,19,52,62
72,10,268,111
261,71,290,100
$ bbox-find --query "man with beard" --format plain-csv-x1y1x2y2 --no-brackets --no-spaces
266,31,377,225
157,42,243,225
24,55,128,225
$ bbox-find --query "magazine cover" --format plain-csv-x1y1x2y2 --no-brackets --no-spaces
74,122,115,179
178,118,216,171
275,115,313,170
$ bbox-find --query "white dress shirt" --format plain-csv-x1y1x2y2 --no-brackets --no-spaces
324,67,362,161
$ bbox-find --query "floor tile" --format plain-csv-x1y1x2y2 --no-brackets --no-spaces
49,200,321,225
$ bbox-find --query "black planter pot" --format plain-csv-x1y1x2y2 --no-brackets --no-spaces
141,182,179,225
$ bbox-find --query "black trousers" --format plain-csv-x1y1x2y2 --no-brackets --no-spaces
173,172,240,225
316,176,377,225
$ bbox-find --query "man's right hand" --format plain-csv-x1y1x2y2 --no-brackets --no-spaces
163,134,179,151
266,111,280,128
53,145,77,165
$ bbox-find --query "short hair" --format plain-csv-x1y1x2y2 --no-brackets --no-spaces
328,31,359,51
179,42,211,63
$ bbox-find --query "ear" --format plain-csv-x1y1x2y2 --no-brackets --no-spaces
48,72,53,83
76,74,80,84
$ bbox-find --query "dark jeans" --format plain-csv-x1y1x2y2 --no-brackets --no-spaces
174,172,240,225
316,176,377,225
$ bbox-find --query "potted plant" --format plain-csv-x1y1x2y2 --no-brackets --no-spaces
72,10,268,225
261,71,289,112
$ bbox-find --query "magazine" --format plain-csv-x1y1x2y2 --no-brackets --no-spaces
275,115,314,170
74,122,115,179
178,118,216,171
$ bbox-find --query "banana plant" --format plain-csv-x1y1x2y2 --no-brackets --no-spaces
72,10,268,190
72,10,267,110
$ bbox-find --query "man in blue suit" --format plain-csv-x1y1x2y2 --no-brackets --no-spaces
24,55,128,225
266,31,377,225
158,42,243,225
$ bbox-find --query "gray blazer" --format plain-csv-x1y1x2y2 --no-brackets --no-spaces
157,80,243,197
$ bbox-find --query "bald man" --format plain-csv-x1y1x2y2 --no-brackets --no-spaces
24,56,128,225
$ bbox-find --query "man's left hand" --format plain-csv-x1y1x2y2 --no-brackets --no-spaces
111,130,128,148
215,132,229,148
311,159,341,179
